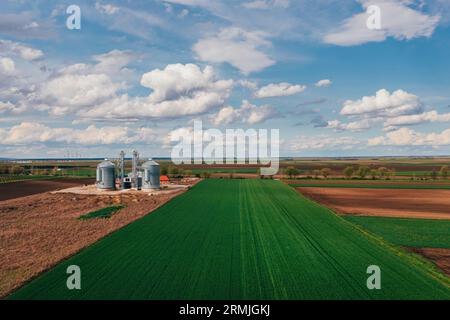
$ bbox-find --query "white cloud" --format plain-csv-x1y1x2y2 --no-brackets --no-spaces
0,122,162,146
92,49,135,74
384,110,450,128
288,135,361,151
238,79,258,91
95,3,120,15
211,100,280,125
0,39,43,61
0,57,15,75
254,82,306,98
0,101,26,114
193,27,275,74
326,119,373,131
369,127,450,146
40,73,123,115
324,0,440,46
315,79,332,87
340,89,423,117
79,64,234,120
242,0,290,10
140,63,230,102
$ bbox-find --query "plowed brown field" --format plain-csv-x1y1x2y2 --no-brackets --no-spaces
297,187,450,220
0,178,94,201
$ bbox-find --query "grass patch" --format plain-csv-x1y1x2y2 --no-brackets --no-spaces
9,180,450,300
343,216,450,249
78,205,125,220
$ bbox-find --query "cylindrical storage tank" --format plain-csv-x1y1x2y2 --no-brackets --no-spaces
142,160,160,190
96,161,116,190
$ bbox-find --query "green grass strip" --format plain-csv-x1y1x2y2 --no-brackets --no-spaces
343,216,450,249
78,205,125,220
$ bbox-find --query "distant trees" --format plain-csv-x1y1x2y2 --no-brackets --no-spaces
313,170,321,179
9,165,25,175
357,166,370,179
160,165,168,175
170,166,179,175
343,166,354,179
377,167,388,179
285,166,300,179
0,164,9,174
370,169,379,180
341,165,397,180
440,165,449,179
201,171,211,179
321,168,332,179
431,169,438,180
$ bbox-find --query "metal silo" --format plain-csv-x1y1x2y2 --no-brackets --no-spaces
142,160,160,190
96,160,116,190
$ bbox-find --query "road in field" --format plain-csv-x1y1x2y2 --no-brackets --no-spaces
9,180,450,299
0,178,94,201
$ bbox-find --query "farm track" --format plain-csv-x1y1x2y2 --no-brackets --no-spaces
8,180,450,299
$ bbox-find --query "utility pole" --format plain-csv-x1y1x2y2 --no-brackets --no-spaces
120,151,125,190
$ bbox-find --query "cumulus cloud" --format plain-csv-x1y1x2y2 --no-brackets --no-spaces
193,27,275,74
368,127,450,146
92,49,135,74
0,57,15,75
384,110,450,128
140,64,229,102
79,64,234,120
327,89,448,132
39,73,123,116
0,122,162,146
315,79,332,87
0,101,26,114
0,39,43,61
324,0,440,46
254,82,306,98
326,119,373,131
211,100,280,126
340,89,423,117
288,135,361,151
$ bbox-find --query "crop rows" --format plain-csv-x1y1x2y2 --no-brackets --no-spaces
9,180,450,299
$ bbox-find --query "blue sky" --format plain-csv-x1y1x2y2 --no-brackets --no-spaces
0,0,450,158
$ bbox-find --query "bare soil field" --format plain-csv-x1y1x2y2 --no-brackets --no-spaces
0,187,187,297
409,248,450,277
297,187,450,220
285,179,450,186
0,178,94,201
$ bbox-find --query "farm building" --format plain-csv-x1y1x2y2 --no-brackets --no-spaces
160,175,170,184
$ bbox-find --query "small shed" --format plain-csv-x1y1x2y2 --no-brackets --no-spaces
160,175,170,184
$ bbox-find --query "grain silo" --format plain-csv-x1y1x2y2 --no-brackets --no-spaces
96,160,116,190
142,159,160,190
